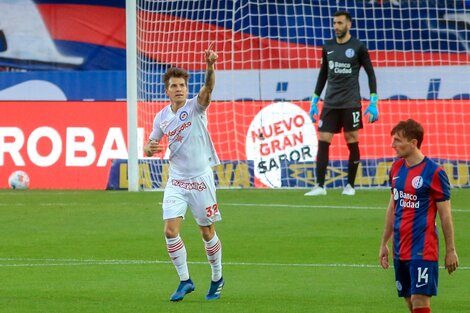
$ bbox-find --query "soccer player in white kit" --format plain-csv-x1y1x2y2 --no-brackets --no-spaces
144,43,223,301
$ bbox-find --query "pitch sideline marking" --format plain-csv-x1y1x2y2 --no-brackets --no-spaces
0,201,468,212
221,203,469,212
0,257,468,270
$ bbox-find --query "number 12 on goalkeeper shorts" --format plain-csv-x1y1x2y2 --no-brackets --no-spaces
206,204,219,218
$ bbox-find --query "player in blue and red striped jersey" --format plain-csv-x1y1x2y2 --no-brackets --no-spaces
379,119,459,313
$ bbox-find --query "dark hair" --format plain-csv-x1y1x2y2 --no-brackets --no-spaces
391,119,425,149
334,10,352,22
163,67,189,89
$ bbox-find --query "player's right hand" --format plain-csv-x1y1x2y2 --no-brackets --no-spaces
205,42,218,65
309,93,320,123
145,139,163,157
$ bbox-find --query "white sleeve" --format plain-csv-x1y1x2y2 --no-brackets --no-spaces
149,112,164,141
194,95,207,113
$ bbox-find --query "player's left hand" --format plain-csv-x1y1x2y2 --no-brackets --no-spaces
364,93,379,123
445,250,459,274
205,42,218,65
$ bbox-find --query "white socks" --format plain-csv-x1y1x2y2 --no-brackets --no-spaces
204,233,223,281
166,235,189,281
166,233,222,282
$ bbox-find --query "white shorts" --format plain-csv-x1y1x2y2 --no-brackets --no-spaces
162,169,222,226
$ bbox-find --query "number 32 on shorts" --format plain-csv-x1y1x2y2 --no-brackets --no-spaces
205,204,219,217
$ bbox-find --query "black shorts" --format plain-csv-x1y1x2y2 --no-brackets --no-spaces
318,107,363,133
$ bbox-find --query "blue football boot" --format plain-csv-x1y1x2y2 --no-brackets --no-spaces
170,278,195,302
205,277,224,300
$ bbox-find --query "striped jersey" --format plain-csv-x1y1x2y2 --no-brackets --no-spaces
389,157,451,261
149,96,220,179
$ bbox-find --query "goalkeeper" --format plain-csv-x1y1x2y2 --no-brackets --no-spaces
305,10,378,197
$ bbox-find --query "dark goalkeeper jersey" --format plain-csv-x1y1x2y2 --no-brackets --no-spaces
314,36,377,109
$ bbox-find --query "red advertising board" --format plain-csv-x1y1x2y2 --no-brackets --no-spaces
0,101,127,189
141,100,469,161
1,100,469,189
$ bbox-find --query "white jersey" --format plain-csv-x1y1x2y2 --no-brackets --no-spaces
149,96,220,179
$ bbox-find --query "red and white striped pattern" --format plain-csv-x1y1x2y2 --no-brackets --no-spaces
205,240,221,257
167,238,184,254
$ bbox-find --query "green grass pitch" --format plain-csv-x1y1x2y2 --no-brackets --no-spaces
1,188,469,313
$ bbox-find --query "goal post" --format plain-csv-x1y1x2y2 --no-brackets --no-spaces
126,0,470,190
125,0,139,192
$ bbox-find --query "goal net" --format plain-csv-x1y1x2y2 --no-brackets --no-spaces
131,0,470,190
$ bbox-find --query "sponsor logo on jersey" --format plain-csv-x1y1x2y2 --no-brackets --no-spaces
393,188,420,209
329,60,352,74
412,175,424,189
179,111,189,121
171,179,207,191
167,121,192,137
345,48,355,58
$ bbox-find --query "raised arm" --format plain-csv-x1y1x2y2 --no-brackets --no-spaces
198,42,218,108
